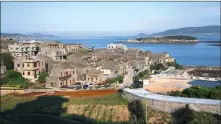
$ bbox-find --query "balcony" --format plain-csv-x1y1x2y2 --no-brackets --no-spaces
59,74,71,81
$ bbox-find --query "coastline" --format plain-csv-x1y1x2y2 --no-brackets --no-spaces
115,42,199,44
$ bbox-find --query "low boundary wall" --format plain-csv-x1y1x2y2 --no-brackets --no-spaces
123,88,220,115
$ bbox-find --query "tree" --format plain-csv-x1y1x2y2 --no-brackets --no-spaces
38,71,49,83
2,70,30,88
0,53,14,70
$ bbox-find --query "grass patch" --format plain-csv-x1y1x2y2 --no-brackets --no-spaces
65,93,128,106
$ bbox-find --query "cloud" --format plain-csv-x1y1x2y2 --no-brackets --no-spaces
200,7,220,16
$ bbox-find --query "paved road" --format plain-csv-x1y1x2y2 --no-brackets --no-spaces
119,67,135,89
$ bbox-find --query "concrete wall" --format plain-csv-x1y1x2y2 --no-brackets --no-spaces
123,90,220,115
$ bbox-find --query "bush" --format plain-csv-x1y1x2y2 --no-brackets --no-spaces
2,70,30,88
0,53,14,70
128,100,145,123
105,76,124,84
169,86,221,99
172,105,221,124
135,70,149,81
166,61,183,69
38,71,49,83
150,63,166,71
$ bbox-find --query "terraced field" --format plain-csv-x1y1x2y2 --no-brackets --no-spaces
0,90,130,124
66,104,130,122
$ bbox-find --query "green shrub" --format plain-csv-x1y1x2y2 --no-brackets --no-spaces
169,86,221,99
2,70,30,88
38,71,49,83
0,53,14,70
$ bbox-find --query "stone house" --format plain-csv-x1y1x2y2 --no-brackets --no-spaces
7,42,37,57
14,56,51,82
45,65,77,88
40,42,64,49
145,52,175,66
64,44,86,53
40,46,68,61
85,69,104,84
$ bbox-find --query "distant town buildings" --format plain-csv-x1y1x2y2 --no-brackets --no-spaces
107,43,128,50
1,39,179,88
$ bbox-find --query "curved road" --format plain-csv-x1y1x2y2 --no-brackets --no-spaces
119,67,135,89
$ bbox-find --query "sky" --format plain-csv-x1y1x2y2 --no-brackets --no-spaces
1,2,220,37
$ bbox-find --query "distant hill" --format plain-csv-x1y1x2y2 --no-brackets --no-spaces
28,33,58,38
136,33,148,38
150,25,221,36
1,33,28,37
1,32,58,40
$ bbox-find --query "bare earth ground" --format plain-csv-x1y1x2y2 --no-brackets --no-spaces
144,78,192,94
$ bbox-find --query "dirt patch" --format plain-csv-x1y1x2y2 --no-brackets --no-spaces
144,78,191,93
52,89,117,98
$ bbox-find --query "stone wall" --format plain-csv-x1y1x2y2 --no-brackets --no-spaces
123,90,220,115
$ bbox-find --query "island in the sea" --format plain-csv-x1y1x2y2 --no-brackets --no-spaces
125,35,200,44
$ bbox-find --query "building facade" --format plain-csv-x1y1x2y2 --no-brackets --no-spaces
7,43,37,57
64,44,86,53
40,45,68,61
85,69,104,84
45,66,77,88
145,52,175,66
14,56,50,82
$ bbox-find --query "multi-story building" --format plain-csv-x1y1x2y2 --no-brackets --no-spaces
64,44,86,53
145,52,175,66
85,69,104,84
7,42,38,57
14,56,51,82
45,64,77,88
40,42,68,61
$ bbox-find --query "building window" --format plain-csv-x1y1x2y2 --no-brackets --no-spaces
17,64,20,67
27,63,30,67
42,62,43,66
73,71,75,74
23,72,24,75
34,63,37,67
23,64,24,67
60,73,62,77
28,72,30,75
60,82,63,86
88,77,89,80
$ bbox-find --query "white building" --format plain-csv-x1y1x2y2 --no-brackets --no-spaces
107,43,128,50
7,42,38,57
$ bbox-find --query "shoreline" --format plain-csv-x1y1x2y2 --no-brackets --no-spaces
114,41,199,44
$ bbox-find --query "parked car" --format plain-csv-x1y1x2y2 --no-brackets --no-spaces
83,85,88,89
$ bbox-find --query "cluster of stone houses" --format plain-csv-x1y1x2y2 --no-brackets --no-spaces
2,40,175,88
